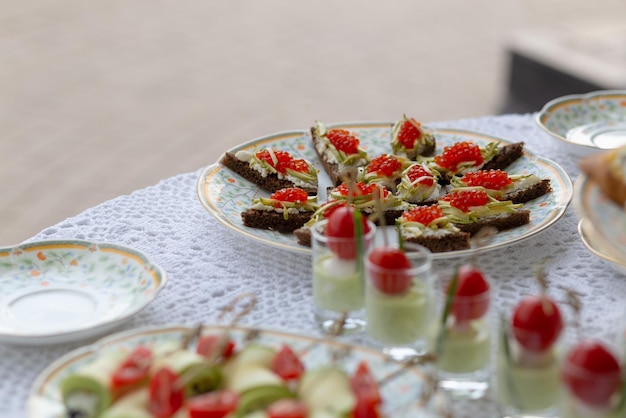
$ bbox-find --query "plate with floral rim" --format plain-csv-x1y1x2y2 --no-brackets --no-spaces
28,324,448,418
0,240,166,345
197,122,573,259
574,174,626,264
536,90,626,157
577,219,626,276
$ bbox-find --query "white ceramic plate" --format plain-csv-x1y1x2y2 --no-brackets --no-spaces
574,175,626,264
197,122,573,259
577,219,626,275
0,240,166,345
28,325,446,418
536,90,626,157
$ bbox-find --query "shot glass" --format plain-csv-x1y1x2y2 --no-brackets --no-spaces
311,219,376,334
560,339,624,418
364,242,434,361
433,275,492,400
496,322,563,417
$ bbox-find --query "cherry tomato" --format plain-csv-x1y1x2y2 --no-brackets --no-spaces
512,295,563,352
111,346,153,392
148,367,184,418
350,362,382,408
271,344,305,381
267,399,308,418
450,265,490,323
188,389,239,418
325,206,371,259
353,401,381,418
562,340,622,407
196,334,236,360
367,247,412,295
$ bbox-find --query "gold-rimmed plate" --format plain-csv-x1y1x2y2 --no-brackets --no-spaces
574,174,626,264
577,219,626,275
197,122,573,259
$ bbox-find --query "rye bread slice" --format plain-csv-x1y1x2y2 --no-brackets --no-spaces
454,210,530,235
311,127,344,186
221,152,317,195
481,142,525,171
503,179,552,204
403,231,471,253
241,209,313,233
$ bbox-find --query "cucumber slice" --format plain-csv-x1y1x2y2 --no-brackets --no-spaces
298,368,356,415
236,386,294,417
227,365,283,394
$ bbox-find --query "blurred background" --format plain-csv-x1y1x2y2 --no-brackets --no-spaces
1,0,625,246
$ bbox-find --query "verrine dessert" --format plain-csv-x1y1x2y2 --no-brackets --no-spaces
364,242,434,360
311,206,375,334
434,264,491,399
497,294,564,416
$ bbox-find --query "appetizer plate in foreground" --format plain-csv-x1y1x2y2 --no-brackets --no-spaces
536,90,626,157
198,122,572,259
28,325,445,418
0,240,166,345
574,175,626,264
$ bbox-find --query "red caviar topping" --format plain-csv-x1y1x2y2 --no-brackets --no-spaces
434,141,483,172
287,159,310,173
461,170,512,190
396,120,422,149
406,164,434,186
255,150,291,174
367,154,403,177
402,205,444,225
326,129,360,154
270,188,308,208
334,182,389,198
442,190,490,213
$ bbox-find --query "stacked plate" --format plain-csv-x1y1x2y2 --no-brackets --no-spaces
536,90,626,158
573,175,626,275
538,90,626,273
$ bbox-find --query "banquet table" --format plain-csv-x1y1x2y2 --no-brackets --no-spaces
2,113,626,418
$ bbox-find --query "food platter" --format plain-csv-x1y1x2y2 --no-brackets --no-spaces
536,90,626,157
197,122,573,259
28,325,445,418
0,240,166,345
574,174,626,264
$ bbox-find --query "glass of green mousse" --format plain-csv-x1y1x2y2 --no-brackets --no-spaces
364,242,434,361
311,219,376,335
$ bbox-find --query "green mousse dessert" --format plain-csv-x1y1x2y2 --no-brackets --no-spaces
436,319,490,374
313,254,364,313
365,280,431,346
496,347,561,412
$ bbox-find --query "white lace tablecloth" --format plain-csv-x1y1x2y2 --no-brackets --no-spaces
3,114,626,418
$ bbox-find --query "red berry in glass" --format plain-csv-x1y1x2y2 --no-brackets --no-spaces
406,164,434,186
367,247,412,294
562,340,622,407
512,295,563,352
434,141,484,172
367,154,403,177
441,190,490,213
397,120,422,149
269,188,308,208
402,205,444,226
461,170,512,190
450,264,490,324
326,129,360,155
325,205,371,259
